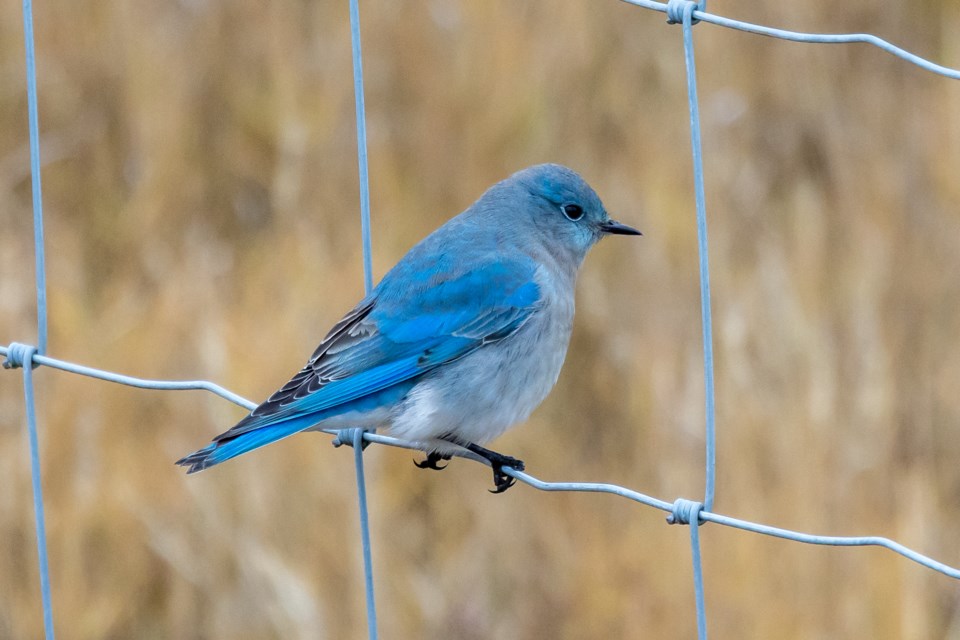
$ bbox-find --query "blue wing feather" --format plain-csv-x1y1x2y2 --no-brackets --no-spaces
192,256,542,452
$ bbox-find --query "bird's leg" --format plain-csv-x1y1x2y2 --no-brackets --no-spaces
414,451,452,471
441,438,525,494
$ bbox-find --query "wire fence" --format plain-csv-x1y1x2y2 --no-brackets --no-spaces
5,1,960,638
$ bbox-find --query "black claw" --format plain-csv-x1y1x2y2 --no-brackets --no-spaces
414,452,451,471
436,438,526,494
487,455,524,493
463,444,525,493
488,469,518,494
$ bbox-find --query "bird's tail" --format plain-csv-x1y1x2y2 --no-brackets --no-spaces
176,415,318,474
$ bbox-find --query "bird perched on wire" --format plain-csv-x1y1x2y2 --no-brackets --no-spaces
177,164,640,492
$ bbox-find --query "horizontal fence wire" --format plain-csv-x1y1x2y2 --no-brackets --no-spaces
4,344,960,584
622,0,960,80
5,1,960,639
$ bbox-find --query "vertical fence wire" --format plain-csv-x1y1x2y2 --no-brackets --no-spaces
352,428,378,640
350,0,374,296
688,513,707,640
671,0,716,515
668,1,713,635
16,0,55,637
9,345,55,640
347,0,378,638
22,0,47,355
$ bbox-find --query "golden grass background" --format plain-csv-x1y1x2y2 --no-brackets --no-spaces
2,1,960,638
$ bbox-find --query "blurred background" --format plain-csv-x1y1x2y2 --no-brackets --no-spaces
2,1,959,638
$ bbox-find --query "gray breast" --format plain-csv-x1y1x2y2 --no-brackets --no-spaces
388,264,576,447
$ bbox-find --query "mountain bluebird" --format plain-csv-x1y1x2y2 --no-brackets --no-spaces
177,163,640,492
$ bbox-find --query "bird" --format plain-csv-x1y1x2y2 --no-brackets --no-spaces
177,163,640,492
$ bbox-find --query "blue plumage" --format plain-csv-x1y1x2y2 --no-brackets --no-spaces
177,164,640,491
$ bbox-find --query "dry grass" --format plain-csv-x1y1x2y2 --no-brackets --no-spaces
1,1,959,638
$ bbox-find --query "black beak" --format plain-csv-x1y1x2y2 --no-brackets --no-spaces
599,219,642,236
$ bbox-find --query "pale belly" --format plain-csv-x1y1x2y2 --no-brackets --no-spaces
387,294,574,449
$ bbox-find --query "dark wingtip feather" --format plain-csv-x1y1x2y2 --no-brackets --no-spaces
175,444,216,474
175,458,205,474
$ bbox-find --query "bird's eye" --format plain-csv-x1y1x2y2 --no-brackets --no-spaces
562,204,584,221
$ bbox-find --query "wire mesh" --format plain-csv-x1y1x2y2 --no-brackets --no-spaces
5,1,960,639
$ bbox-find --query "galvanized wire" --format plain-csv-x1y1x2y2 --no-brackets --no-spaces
623,0,960,80
669,4,712,632
347,0,378,637
12,1,52,636
5,1,960,639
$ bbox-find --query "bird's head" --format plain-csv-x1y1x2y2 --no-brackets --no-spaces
505,164,641,263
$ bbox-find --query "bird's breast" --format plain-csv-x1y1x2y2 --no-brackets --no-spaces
389,265,576,446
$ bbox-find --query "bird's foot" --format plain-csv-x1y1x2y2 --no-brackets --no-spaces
414,451,452,471
451,441,525,493
488,453,525,493
435,438,525,493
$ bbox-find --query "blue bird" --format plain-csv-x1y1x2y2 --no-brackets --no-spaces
177,164,640,492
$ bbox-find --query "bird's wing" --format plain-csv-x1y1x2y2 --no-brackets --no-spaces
213,259,542,442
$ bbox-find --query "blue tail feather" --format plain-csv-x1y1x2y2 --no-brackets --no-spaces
176,414,320,473
177,380,417,473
